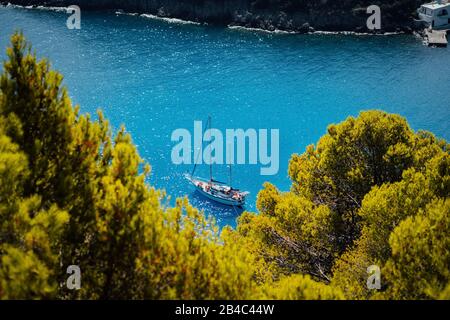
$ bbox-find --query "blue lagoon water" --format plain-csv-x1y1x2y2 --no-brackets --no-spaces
1,6,449,228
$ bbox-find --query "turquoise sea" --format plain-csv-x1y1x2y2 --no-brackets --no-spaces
1,6,449,228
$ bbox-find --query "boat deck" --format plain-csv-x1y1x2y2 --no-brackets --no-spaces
425,29,448,47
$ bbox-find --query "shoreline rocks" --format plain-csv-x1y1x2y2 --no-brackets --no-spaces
1,0,426,34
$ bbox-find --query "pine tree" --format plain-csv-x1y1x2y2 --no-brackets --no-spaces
236,110,449,298
0,32,255,300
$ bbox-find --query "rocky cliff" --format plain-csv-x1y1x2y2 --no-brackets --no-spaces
3,0,427,33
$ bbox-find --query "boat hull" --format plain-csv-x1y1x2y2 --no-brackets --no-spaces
194,185,245,206
185,174,247,207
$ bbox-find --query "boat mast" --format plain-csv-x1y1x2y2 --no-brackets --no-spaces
191,118,210,177
227,142,232,187
229,162,232,188
208,115,212,182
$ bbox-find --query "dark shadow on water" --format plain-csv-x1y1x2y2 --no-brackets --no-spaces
187,190,246,229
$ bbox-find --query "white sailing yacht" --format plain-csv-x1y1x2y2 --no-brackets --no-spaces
185,116,249,207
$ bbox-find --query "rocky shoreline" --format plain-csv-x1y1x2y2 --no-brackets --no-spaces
1,0,427,33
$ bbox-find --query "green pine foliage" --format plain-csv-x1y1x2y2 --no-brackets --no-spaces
236,111,449,299
0,32,255,300
0,32,448,300
383,198,449,299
